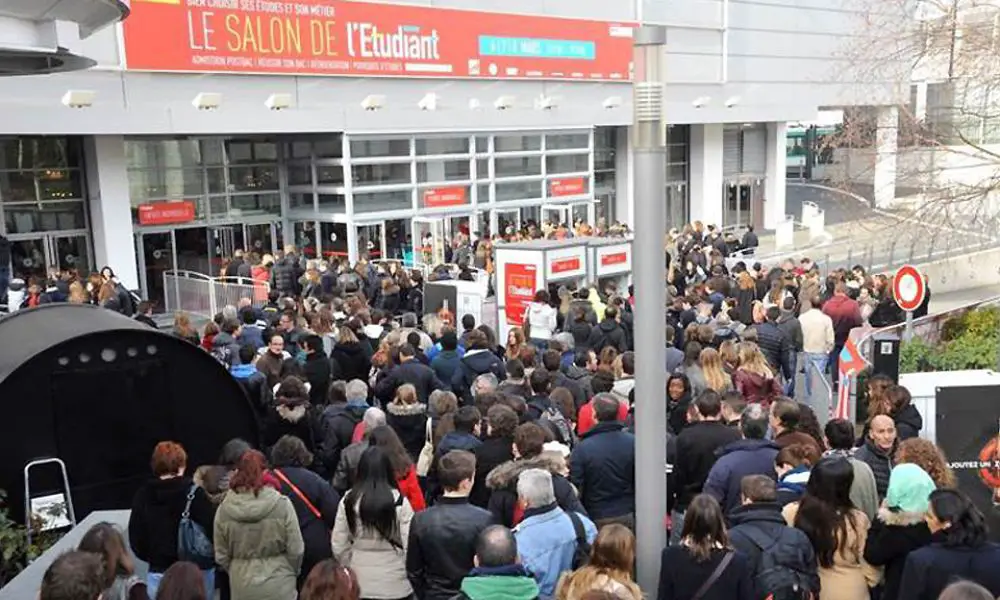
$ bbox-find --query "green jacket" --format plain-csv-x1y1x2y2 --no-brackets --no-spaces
453,568,540,600
214,486,304,600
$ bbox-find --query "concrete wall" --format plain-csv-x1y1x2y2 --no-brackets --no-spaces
915,245,1000,294
822,145,1000,190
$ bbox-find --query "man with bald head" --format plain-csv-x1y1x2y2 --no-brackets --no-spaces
854,414,898,500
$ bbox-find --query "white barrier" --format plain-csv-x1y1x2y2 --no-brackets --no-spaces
801,201,826,241
163,270,269,319
775,216,795,250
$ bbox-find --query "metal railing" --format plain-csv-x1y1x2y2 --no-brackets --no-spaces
162,270,270,319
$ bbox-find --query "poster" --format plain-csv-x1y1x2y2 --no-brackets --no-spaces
504,263,537,326
123,0,634,81
937,385,1000,541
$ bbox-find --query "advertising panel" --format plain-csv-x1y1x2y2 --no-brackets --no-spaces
124,0,634,81
137,201,196,225
504,263,537,326
595,243,631,276
549,177,587,197
423,187,467,208
546,246,586,280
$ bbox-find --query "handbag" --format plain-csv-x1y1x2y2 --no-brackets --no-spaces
177,484,215,569
692,551,734,600
273,469,322,519
416,418,434,476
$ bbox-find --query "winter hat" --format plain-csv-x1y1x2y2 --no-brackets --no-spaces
885,463,936,514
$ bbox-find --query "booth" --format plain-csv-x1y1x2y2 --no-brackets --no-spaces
423,279,488,333
494,239,588,341
587,237,633,298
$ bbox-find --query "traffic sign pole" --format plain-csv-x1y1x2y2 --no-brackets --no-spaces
893,265,926,343
904,310,914,342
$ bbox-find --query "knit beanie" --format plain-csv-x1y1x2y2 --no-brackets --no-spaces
885,464,936,514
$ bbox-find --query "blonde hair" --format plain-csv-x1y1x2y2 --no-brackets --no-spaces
394,383,418,406
554,525,642,600
737,342,774,379
699,348,731,392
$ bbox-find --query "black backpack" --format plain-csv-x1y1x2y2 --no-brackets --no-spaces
741,526,813,600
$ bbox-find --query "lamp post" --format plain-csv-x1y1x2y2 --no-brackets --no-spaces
632,24,668,594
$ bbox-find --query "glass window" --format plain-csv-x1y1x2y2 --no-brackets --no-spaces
229,166,278,192
289,192,314,210
495,156,541,177
206,168,227,194
667,163,687,181
209,196,228,218
594,127,618,171
321,222,349,258
475,136,490,153
546,154,589,174
354,190,412,213
667,144,687,163
415,137,469,156
200,140,224,165
226,139,277,164
496,180,542,201
126,139,202,170
286,163,313,186
5,201,86,233
477,183,490,204
666,125,690,145
546,133,589,150
128,169,204,201
352,162,411,187
350,138,410,158
293,221,318,259
495,135,541,152
317,166,344,186
231,193,281,216
416,160,471,183
37,170,83,201
315,137,343,159
0,137,80,170
284,140,312,159
317,194,346,212
475,158,490,179
595,170,616,193
0,171,36,202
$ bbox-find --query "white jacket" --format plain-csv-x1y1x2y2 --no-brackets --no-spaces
525,302,558,340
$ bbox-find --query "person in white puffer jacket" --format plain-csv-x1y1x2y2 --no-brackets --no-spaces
524,289,558,350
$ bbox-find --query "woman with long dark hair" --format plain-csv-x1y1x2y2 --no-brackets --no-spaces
897,489,1000,600
332,447,415,600
368,425,426,511
214,450,304,600
785,457,879,600
657,494,753,600
666,372,693,436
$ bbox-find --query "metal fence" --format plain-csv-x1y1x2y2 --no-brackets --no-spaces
163,270,269,320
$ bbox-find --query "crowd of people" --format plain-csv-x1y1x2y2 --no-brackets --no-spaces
29,220,995,600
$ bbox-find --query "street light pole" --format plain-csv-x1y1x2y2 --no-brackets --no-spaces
632,24,668,594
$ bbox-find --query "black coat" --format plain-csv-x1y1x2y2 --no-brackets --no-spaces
568,422,636,520
407,497,495,600
893,405,923,441
727,502,820,599
564,317,594,353
375,360,447,404
485,455,586,528
854,438,894,500
330,341,373,383
318,403,368,475
586,319,628,354
386,401,429,463
548,370,586,410
272,466,340,582
261,403,322,465
898,537,1000,600
451,350,506,405
864,508,933,600
128,477,217,572
470,435,514,509
302,353,331,406
673,420,741,510
657,546,754,600
755,321,793,380
271,257,300,296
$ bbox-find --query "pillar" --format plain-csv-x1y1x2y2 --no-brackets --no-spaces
764,121,788,229
84,135,139,290
874,106,898,209
688,123,725,227
615,126,632,227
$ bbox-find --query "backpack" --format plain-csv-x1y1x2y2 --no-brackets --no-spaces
531,401,574,448
177,485,215,569
567,511,591,569
741,526,813,600
211,344,234,368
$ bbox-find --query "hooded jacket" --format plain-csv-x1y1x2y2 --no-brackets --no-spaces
864,506,933,600
485,454,586,528
727,502,820,599
214,486,304,600
776,466,811,506
733,369,782,407
703,439,780,514
211,331,242,366
452,565,539,600
330,340,373,383
452,349,506,404
332,489,415,600
386,401,429,463
261,401,320,460
561,364,594,406
525,302,558,341
822,293,863,346
897,535,1000,600
563,314,594,353
128,477,217,573
376,360,447,404
893,404,923,441
271,256,300,296
586,319,628,354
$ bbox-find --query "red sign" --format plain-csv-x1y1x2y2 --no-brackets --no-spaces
600,251,628,267
504,263,537,326
423,187,467,208
893,264,926,312
549,178,587,197
137,201,196,225
123,0,634,81
551,257,581,274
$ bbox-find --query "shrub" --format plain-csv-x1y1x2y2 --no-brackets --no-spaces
900,306,1000,374
0,490,66,586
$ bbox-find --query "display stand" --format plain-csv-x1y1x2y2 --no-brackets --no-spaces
587,237,633,298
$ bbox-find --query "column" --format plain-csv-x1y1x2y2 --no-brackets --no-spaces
615,126,632,226
764,121,788,229
873,105,898,209
84,135,139,290
688,123,724,226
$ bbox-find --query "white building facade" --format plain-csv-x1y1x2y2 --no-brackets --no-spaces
0,0,901,308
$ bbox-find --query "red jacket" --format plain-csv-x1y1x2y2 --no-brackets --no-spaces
822,293,863,345
576,397,629,436
397,465,425,511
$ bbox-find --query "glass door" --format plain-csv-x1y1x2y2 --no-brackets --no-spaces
495,208,520,237
8,235,91,284
412,217,446,268
571,202,591,228
139,232,175,312
173,227,211,275
385,219,409,260
9,238,48,283
211,226,245,276
245,223,276,259
50,235,90,275
541,204,570,227
356,222,385,260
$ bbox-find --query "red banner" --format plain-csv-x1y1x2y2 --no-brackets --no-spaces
600,251,628,267
423,187,467,208
504,263,537,326
551,257,581,273
137,201,196,225
549,178,587,197
123,0,634,81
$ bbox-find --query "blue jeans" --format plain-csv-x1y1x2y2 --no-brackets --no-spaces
147,568,214,598
804,352,829,398
783,353,799,397
529,338,549,351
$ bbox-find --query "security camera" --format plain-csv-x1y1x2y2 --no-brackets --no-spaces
265,93,292,111
361,94,386,111
535,95,558,110
725,96,741,108
494,95,516,110
192,92,222,110
418,93,438,111
603,96,623,109
692,96,710,108
61,90,96,108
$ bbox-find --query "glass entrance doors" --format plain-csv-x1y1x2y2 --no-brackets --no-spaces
8,234,91,283
139,232,175,312
211,226,245,277
723,179,764,230
494,209,520,237
412,217,446,269
542,202,594,230
356,222,385,260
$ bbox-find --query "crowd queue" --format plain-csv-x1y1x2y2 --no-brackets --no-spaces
33,219,996,600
